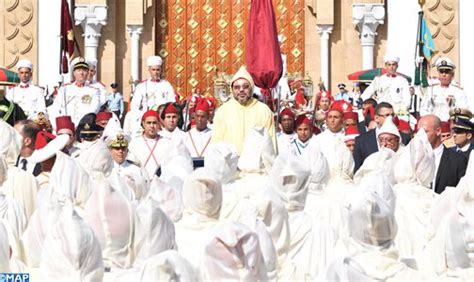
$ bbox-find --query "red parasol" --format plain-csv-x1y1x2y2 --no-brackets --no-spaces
246,0,283,111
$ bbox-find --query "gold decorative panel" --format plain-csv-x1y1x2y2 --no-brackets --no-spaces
155,0,305,97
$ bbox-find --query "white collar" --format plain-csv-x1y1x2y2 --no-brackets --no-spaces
433,144,444,156
458,143,471,152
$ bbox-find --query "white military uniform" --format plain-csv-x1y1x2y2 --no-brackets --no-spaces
420,83,468,121
128,135,171,177
88,80,107,106
130,78,175,111
361,73,411,112
159,127,186,145
6,82,46,116
52,82,101,124
183,127,212,158
277,131,296,156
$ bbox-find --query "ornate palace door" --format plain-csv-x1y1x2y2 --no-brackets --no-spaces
155,0,305,97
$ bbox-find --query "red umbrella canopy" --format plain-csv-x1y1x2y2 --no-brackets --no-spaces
0,67,20,85
246,0,283,91
347,68,412,83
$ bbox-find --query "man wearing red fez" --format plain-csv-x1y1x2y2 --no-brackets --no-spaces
310,102,345,163
343,111,359,129
440,121,454,148
159,102,186,144
55,115,78,155
277,108,296,156
96,111,113,128
344,125,359,153
290,114,313,156
128,109,170,177
183,99,212,158
314,90,333,129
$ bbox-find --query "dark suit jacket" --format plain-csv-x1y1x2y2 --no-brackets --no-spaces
450,143,474,160
435,147,468,194
15,155,42,177
353,129,412,172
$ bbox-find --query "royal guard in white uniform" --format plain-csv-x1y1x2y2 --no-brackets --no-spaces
130,55,175,111
86,59,108,107
276,107,296,156
128,110,172,177
52,57,101,125
361,55,411,113
183,98,212,158
159,103,186,144
6,59,46,117
106,130,150,201
420,57,469,121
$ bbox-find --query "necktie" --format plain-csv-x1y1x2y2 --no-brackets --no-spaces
21,159,27,171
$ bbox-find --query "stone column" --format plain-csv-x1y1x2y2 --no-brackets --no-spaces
317,24,333,89
352,3,385,70
74,5,108,64
127,25,143,83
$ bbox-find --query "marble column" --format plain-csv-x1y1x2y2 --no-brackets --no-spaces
317,24,333,89
352,3,385,70
74,5,108,64
127,25,143,84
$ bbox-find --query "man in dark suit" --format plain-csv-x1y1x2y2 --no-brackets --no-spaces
353,102,411,172
417,115,468,194
13,119,42,176
450,116,473,160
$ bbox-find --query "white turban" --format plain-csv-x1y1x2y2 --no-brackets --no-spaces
238,127,275,174
383,54,400,64
377,117,401,139
147,55,163,67
16,59,33,70
40,207,104,281
270,154,311,211
201,221,268,281
134,198,176,266
348,192,398,247
182,168,222,220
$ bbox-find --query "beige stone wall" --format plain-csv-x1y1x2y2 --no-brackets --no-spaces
1,0,38,81
423,0,460,81
305,0,387,93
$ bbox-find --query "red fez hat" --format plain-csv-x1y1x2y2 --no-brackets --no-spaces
319,90,333,101
328,101,346,115
163,103,179,115
441,121,451,133
279,108,294,119
344,125,360,141
295,114,312,128
35,131,56,150
195,98,210,113
294,89,307,108
332,100,352,113
343,111,358,121
96,112,113,122
142,110,160,121
207,96,217,110
56,116,75,132
397,119,411,132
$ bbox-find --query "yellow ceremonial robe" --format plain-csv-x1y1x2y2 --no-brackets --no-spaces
212,98,275,155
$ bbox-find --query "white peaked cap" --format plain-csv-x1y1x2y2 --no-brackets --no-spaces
147,55,163,67
182,168,222,220
383,54,400,63
377,117,401,139
201,221,268,281
16,59,33,70
348,191,398,247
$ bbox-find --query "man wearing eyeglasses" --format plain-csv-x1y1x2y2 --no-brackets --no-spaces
212,66,275,155
420,57,469,121
353,102,410,171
